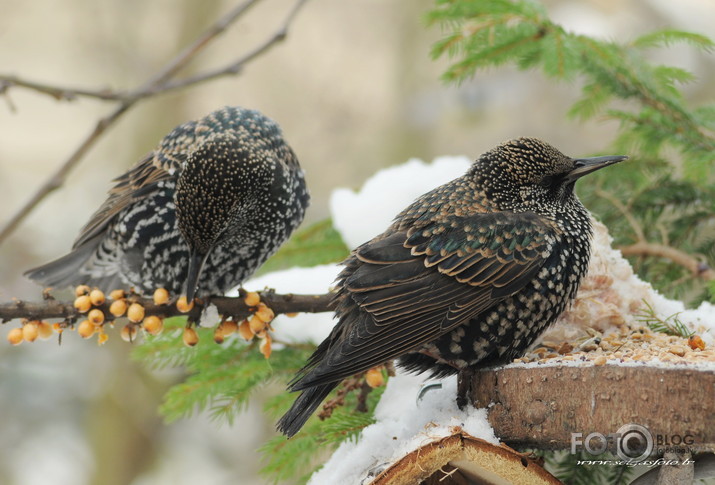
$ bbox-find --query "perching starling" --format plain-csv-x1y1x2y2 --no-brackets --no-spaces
26,106,309,300
277,137,626,437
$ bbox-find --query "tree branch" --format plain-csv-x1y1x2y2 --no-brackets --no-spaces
0,291,333,324
0,0,308,246
594,187,645,243
0,75,126,102
619,241,715,281
156,0,308,94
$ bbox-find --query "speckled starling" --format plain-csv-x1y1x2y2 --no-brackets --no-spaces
277,137,626,437
26,106,309,300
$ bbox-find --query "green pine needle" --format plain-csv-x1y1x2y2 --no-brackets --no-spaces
635,300,695,338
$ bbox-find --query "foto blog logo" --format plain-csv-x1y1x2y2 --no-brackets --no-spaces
571,424,654,462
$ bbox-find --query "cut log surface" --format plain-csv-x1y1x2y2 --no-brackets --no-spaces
472,364,715,453
371,433,562,485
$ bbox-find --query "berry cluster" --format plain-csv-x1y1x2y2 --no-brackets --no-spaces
7,285,280,359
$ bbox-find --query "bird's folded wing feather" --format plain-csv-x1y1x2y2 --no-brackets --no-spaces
72,153,175,248
293,211,559,388
71,121,202,249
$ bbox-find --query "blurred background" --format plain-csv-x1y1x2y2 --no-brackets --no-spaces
0,0,713,483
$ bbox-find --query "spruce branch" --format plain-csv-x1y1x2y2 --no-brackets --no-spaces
427,0,715,180
635,300,694,338
0,0,309,247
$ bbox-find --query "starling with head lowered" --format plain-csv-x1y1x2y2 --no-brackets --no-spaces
26,106,309,301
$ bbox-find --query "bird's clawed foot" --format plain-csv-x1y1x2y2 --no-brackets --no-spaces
456,368,475,410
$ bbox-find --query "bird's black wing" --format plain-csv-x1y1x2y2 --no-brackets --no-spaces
291,211,560,389
25,121,198,289
73,121,199,248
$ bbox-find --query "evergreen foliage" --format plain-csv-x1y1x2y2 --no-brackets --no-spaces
636,300,694,338
130,2,714,482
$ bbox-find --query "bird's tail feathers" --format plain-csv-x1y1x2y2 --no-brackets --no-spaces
24,236,122,291
286,334,334,389
276,382,338,438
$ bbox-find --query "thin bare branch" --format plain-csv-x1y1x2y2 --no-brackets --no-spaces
619,241,715,281
594,187,646,242
0,102,132,244
158,0,309,93
0,0,308,246
134,0,262,93
0,75,126,101
0,0,262,104
0,290,333,324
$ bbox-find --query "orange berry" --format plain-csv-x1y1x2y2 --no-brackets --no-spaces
177,296,194,313
22,322,39,343
37,321,53,340
109,289,126,300
73,295,92,313
52,322,64,333
238,320,254,341
88,309,105,326
153,288,170,306
89,289,105,306
244,291,260,307
688,335,705,351
7,327,23,345
213,328,225,344
183,327,199,347
75,285,91,297
248,314,266,335
255,304,275,323
120,324,138,342
109,299,127,317
285,312,299,318
77,320,95,339
219,320,238,336
127,303,145,323
259,334,272,359
365,367,385,388
143,315,163,336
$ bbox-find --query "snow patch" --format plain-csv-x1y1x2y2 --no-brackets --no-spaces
199,304,220,328
308,372,497,485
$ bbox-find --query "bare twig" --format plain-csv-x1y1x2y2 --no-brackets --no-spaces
0,290,333,324
0,0,262,104
131,0,262,95
0,102,132,245
0,75,126,101
157,0,309,93
619,241,715,281
594,187,645,242
0,0,308,246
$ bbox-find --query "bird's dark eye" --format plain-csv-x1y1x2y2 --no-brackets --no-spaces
539,175,556,188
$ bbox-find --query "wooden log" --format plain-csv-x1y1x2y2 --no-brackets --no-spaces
471,364,715,454
371,433,561,485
